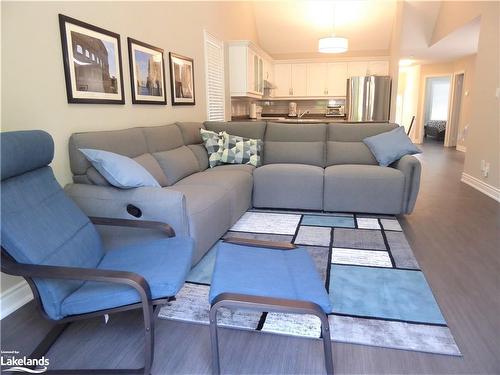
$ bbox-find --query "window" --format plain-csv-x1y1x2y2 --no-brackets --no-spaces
204,31,225,121
425,76,451,121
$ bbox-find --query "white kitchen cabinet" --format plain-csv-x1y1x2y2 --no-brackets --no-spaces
228,41,269,98
291,64,307,96
274,64,292,97
367,60,389,75
307,63,327,96
326,63,348,96
348,61,369,77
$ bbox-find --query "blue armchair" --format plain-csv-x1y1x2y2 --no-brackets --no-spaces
0,130,194,374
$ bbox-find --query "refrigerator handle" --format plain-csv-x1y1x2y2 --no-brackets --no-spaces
363,77,371,121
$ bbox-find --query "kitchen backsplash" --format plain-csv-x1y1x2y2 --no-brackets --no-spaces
231,98,346,117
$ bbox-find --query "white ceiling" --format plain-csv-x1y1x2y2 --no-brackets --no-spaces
252,1,397,58
251,0,478,63
399,1,479,63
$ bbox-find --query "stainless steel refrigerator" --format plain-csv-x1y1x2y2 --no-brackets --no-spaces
347,76,391,122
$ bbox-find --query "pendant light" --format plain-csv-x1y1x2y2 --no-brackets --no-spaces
318,2,348,53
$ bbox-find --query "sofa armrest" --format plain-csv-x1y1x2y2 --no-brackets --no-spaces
64,184,189,239
391,155,421,214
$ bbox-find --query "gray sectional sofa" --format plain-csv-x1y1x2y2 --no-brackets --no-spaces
65,121,421,265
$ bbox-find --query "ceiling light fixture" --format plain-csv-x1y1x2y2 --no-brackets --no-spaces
399,59,413,66
318,2,348,53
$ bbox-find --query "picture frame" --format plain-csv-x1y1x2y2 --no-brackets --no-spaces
128,38,167,105
59,14,125,104
169,52,196,105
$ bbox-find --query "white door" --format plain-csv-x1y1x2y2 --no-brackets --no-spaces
348,61,369,77
291,63,307,96
274,64,292,97
326,62,348,96
368,61,389,76
307,63,327,96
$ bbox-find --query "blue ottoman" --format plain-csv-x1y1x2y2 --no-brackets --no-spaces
209,242,334,374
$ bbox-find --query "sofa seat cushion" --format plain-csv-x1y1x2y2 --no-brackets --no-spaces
175,170,252,226
166,184,231,264
324,165,404,214
205,164,255,174
253,164,324,210
61,237,193,317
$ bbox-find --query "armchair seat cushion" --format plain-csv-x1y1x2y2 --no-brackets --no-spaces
61,237,193,317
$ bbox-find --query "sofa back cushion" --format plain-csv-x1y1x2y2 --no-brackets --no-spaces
153,146,200,185
204,121,267,140
69,128,149,176
326,123,398,166
263,122,326,167
141,124,184,153
69,123,204,185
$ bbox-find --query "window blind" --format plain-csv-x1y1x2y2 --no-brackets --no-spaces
204,31,225,121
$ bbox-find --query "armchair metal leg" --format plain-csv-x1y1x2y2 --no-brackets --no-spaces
2,306,164,374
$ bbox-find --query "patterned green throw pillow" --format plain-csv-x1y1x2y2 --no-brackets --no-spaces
200,129,224,168
220,131,263,167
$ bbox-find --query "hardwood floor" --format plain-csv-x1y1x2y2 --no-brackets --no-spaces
2,142,499,374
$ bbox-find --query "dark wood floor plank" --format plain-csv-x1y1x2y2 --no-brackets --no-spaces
2,142,499,374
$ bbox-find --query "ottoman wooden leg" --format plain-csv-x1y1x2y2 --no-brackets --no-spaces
209,293,334,375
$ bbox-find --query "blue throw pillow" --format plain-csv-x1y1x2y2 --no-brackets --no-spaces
363,126,421,167
79,149,160,189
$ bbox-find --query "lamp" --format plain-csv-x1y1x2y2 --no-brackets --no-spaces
318,36,348,53
318,2,348,54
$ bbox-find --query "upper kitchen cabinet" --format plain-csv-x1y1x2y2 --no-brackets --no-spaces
306,63,327,96
228,41,272,98
274,64,292,97
347,60,389,77
367,61,389,76
291,64,307,96
274,63,307,97
305,62,348,97
327,63,348,96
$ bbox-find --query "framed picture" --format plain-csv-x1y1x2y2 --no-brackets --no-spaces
59,14,125,104
169,52,195,105
128,38,167,105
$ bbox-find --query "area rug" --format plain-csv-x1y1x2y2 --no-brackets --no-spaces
159,210,461,356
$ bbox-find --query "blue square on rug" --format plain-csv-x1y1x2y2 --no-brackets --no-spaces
329,265,446,325
302,215,355,228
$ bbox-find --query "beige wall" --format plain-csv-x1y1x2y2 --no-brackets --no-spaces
1,1,258,184
431,1,499,190
1,1,258,298
415,54,476,149
396,64,421,138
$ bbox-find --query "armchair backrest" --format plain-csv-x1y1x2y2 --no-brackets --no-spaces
1,131,104,320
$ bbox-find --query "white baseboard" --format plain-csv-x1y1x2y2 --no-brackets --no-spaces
456,144,466,152
461,173,500,202
1,281,33,319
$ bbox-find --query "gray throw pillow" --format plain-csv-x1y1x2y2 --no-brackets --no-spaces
220,131,263,167
200,129,224,168
363,126,421,167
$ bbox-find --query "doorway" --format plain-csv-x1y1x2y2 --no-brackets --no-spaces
423,76,451,146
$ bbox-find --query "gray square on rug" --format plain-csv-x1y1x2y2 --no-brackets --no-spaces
385,231,419,269
333,228,386,250
294,226,331,247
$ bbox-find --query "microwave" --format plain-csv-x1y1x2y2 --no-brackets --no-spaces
325,105,345,117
